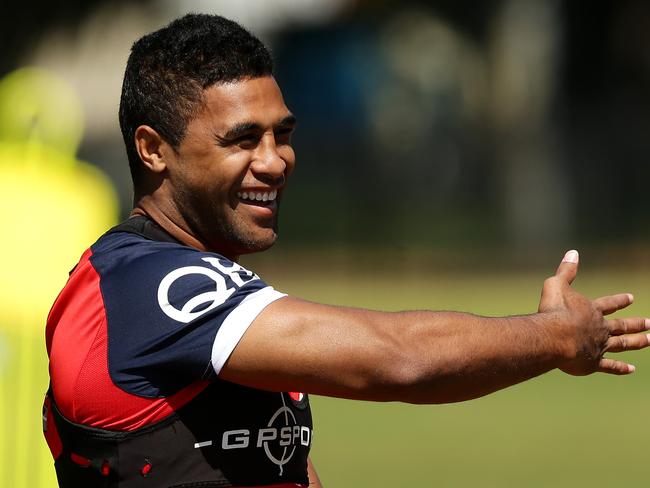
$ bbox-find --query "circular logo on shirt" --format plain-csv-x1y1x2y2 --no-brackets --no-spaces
261,393,311,475
263,404,298,475
157,260,236,323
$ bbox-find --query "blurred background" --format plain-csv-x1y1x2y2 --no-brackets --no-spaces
1,0,649,486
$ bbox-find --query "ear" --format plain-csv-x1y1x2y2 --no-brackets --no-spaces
134,125,169,174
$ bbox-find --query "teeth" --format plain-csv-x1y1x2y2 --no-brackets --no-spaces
237,190,278,202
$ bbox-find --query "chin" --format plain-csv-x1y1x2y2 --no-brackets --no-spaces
232,229,278,256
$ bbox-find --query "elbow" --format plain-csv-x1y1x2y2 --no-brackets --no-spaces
355,344,431,403
352,339,473,405
362,360,475,405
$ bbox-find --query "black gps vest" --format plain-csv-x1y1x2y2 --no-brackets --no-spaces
44,382,312,487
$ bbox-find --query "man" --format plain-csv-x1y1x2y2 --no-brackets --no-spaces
43,13,649,488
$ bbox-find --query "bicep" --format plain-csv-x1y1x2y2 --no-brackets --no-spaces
218,296,412,400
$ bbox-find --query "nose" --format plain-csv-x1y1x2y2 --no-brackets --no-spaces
251,133,287,183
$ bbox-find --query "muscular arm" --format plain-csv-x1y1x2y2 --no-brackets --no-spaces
220,251,650,404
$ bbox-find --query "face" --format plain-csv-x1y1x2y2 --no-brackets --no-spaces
164,76,296,259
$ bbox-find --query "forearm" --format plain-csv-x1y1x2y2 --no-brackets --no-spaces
381,309,573,403
300,305,575,403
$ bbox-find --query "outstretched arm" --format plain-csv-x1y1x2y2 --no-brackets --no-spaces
220,251,650,404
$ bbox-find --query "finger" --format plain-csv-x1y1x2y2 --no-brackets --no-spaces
597,358,636,375
555,250,579,285
608,317,650,335
593,293,634,315
605,334,650,353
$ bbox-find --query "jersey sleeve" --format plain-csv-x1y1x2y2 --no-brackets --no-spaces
93,243,285,398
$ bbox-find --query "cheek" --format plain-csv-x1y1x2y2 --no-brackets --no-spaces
203,155,249,194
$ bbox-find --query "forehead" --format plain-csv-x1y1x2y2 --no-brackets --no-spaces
198,76,290,129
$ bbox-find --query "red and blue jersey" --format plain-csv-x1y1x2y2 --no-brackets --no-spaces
44,216,312,487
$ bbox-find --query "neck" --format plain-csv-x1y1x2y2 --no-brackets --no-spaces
131,196,210,253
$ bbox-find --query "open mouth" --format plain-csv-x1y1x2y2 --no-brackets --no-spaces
236,189,278,206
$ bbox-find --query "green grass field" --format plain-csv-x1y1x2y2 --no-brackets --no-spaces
2,264,648,486
268,265,650,487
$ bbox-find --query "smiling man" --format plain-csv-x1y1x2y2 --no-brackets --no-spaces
131,76,296,260
43,13,650,488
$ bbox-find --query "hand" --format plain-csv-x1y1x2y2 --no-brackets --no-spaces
538,250,650,376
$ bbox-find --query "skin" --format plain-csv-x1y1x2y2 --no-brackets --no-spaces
133,75,650,485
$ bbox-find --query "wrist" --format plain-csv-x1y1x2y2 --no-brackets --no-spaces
536,311,579,364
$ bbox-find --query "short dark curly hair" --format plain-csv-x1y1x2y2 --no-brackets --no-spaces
119,13,274,185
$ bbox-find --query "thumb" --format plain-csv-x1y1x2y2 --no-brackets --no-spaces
555,249,579,285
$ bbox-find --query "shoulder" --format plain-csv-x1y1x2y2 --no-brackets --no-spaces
90,230,260,285
89,230,270,322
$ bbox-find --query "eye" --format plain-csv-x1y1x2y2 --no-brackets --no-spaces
235,134,261,149
275,127,294,144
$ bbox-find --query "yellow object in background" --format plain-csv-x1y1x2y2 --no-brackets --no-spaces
0,68,84,157
0,68,118,487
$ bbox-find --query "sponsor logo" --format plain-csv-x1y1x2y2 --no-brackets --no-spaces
157,257,259,323
288,391,308,410
288,392,303,402
194,393,311,476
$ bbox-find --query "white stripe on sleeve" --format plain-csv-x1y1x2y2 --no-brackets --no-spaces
210,286,287,374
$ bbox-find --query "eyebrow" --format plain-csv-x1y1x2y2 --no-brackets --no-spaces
217,115,297,142
277,114,297,128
